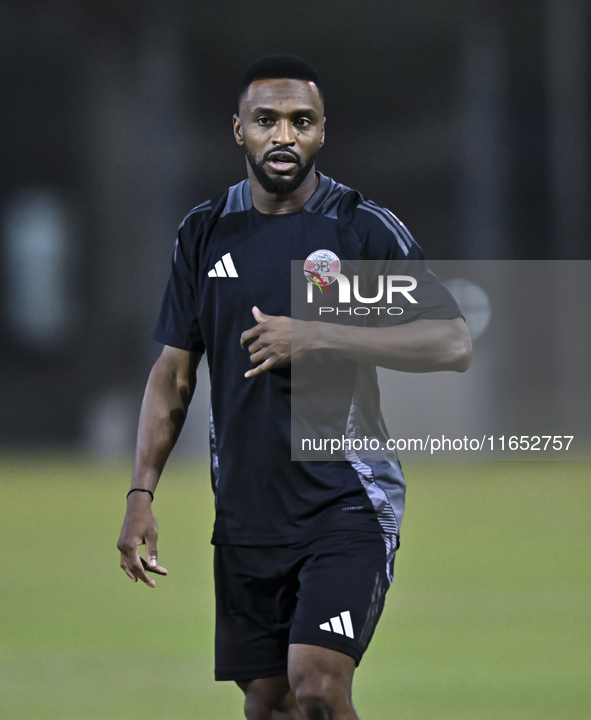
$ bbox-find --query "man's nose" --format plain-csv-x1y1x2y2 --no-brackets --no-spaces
272,119,296,146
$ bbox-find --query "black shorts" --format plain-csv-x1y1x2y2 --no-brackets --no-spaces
214,530,398,681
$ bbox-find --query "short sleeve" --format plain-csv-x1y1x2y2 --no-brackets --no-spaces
352,199,464,325
353,199,425,261
154,223,206,353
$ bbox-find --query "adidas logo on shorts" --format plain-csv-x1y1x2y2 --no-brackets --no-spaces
319,611,354,638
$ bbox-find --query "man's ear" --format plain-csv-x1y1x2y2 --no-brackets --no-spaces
319,117,326,148
233,114,244,146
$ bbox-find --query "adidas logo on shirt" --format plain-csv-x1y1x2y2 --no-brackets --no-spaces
208,253,238,278
319,611,354,638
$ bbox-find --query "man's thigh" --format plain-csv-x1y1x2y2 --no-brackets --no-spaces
289,531,395,665
214,544,302,681
213,532,396,681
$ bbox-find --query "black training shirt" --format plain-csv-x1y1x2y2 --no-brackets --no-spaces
155,173,462,545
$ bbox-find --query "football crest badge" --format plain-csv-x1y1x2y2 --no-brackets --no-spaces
303,249,341,291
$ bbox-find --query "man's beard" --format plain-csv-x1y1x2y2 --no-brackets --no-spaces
245,146,316,195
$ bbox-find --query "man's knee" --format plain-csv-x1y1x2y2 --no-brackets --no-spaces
238,676,296,720
243,692,273,720
293,675,348,719
289,645,356,719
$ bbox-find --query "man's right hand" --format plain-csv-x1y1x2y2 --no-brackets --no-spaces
117,491,168,588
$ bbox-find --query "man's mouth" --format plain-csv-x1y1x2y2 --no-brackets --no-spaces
265,151,299,173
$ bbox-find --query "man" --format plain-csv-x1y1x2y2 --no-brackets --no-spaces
117,55,471,720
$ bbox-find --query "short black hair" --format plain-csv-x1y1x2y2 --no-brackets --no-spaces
239,54,324,105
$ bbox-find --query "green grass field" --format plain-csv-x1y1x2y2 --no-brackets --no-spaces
1,458,589,719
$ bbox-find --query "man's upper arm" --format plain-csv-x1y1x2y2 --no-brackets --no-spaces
159,345,202,373
154,346,202,397
154,214,206,354
351,200,464,324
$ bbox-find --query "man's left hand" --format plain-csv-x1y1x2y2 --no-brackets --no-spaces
240,307,310,378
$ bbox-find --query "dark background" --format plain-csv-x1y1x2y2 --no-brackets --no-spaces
0,0,589,450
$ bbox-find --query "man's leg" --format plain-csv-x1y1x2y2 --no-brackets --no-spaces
237,675,304,720
225,531,395,718
288,644,358,720
236,645,357,720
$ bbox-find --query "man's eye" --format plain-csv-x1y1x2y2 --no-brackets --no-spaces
257,117,272,125
295,118,310,127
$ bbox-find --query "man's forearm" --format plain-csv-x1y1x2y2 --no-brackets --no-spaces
306,317,472,373
131,351,200,492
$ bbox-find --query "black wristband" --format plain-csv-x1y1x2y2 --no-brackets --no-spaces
126,488,154,502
